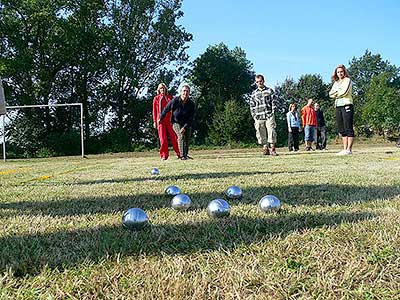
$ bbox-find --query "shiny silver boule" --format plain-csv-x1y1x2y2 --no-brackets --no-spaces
207,199,231,218
259,195,281,212
225,185,243,199
122,208,149,230
165,185,181,196
171,194,192,211
151,168,160,175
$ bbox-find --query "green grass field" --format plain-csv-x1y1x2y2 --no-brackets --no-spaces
1,145,400,299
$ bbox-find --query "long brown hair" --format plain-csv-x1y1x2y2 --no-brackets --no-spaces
331,64,350,81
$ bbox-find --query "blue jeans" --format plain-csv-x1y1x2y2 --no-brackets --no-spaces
304,125,315,142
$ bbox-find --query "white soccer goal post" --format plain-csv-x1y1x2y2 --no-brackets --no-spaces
1,103,84,162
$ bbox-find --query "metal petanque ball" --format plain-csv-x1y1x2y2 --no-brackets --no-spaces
122,208,149,230
225,185,243,200
207,199,231,218
165,185,181,197
151,168,160,175
259,195,281,212
171,194,192,211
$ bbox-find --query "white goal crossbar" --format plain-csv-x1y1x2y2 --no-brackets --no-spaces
1,103,84,162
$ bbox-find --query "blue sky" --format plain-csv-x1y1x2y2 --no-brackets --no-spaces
180,0,400,86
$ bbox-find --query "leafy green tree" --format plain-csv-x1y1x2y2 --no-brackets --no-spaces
363,72,400,137
297,74,328,102
348,50,399,133
103,0,192,133
207,100,253,146
0,0,191,156
275,75,331,146
190,43,254,144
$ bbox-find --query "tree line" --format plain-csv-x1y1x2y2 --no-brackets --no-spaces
1,1,399,157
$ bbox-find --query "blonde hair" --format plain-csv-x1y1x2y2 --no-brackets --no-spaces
331,64,350,82
157,83,168,94
288,103,297,111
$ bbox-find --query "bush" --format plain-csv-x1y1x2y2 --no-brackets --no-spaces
207,100,253,145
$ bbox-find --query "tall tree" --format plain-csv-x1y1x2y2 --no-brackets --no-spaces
190,43,255,144
348,50,399,133
0,0,78,155
275,75,331,146
0,0,192,155
103,0,192,134
363,72,400,137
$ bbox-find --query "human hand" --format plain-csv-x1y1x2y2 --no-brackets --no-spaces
180,127,186,134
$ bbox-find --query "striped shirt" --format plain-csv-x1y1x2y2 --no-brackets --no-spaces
250,86,276,120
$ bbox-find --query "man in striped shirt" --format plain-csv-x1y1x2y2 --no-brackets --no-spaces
250,74,278,156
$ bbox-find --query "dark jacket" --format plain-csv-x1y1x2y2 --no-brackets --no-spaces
159,96,195,128
316,109,325,127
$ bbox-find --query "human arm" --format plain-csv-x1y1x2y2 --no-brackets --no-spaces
249,92,257,119
301,108,306,127
152,97,158,128
329,82,339,98
286,112,292,132
159,97,175,122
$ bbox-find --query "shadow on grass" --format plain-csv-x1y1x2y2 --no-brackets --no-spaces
59,170,310,185
0,184,399,218
0,211,376,277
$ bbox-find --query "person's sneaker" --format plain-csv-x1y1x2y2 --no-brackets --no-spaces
262,146,270,155
270,150,278,156
305,147,311,151
336,150,346,155
336,149,352,155
161,157,168,160
396,143,400,148
181,156,187,160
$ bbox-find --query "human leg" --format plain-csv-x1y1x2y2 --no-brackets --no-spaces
321,126,327,149
254,119,269,154
182,127,192,158
313,126,319,149
288,131,294,151
343,105,354,151
265,116,278,155
292,127,300,150
166,121,181,158
158,123,169,159
172,123,184,158
304,125,314,150
336,107,347,151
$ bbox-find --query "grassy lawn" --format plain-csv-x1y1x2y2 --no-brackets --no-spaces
1,144,400,299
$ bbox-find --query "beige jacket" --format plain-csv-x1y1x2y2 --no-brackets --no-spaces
329,77,353,107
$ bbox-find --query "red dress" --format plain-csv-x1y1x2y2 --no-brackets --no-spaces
152,94,180,159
